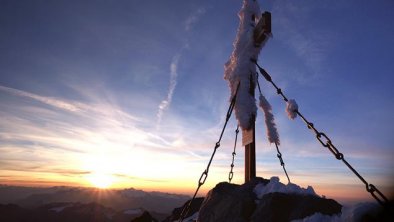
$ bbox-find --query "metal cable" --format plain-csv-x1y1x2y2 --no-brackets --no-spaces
275,142,291,184
257,72,291,184
252,59,389,206
229,125,240,183
179,82,240,221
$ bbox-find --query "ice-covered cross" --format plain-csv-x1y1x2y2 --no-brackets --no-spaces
224,0,279,146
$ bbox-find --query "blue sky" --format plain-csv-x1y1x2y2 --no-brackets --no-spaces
0,0,393,203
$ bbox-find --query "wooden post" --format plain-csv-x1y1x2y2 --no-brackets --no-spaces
245,145,250,182
244,11,271,183
244,122,256,183
254,12,271,46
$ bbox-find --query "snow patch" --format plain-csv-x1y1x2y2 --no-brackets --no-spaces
286,99,298,119
254,176,316,199
259,94,280,144
49,204,73,213
123,208,143,215
291,202,380,222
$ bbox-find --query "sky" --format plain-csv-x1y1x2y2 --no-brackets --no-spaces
0,0,393,204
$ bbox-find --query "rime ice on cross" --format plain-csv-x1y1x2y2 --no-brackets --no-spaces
223,0,274,182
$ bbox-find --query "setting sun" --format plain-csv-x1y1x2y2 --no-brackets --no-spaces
87,173,114,189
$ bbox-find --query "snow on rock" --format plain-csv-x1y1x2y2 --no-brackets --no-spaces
254,176,317,199
259,94,280,144
291,202,381,222
49,204,73,213
286,99,298,119
179,212,199,222
123,208,143,215
224,0,265,130
198,177,342,222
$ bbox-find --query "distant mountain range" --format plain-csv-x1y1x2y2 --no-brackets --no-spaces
2,182,390,222
0,202,167,222
0,185,190,221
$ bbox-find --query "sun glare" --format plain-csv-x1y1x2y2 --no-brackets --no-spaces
87,173,114,189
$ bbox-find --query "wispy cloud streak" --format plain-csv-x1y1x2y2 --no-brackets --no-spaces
0,85,82,112
185,8,206,31
113,173,167,183
0,82,206,187
157,54,180,126
271,1,336,80
156,8,206,127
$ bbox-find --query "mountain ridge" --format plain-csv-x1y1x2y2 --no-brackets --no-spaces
0,185,189,214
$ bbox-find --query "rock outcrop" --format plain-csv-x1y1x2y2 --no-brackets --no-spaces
198,177,342,222
131,211,158,222
163,197,204,222
250,192,341,222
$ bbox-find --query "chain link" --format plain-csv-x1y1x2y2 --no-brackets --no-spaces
253,60,389,206
229,125,239,183
275,142,291,184
179,82,240,222
256,70,291,184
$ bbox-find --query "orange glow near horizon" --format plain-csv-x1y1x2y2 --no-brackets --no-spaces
2,169,393,207
2,170,391,205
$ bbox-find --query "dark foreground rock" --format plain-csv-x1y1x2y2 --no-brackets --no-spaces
130,211,158,222
198,177,342,222
163,197,204,222
250,192,341,222
198,178,269,222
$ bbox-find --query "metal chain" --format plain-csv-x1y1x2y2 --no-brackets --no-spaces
228,125,240,183
275,142,291,184
257,72,291,184
252,59,389,206
179,82,240,222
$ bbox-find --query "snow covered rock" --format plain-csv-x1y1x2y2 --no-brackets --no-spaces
250,192,341,222
198,177,269,222
254,176,317,198
291,201,394,222
197,177,342,222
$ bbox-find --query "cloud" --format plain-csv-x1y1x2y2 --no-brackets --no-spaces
0,83,204,187
0,85,82,112
0,84,187,155
113,173,167,183
156,8,206,127
271,1,336,80
184,8,206,31
157,54,180,126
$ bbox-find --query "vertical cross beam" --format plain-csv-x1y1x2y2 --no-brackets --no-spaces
244,123,256,182
254,12,271,46
245,11,271,183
